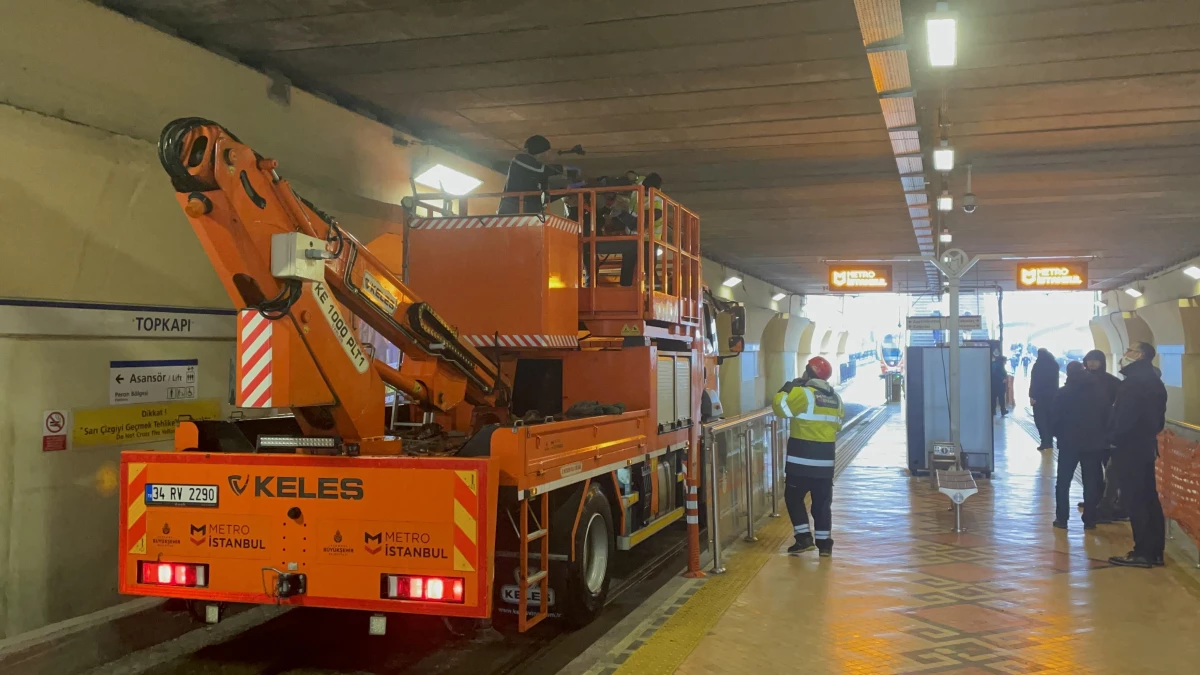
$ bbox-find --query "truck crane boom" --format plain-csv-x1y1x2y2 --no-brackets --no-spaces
158,118,506,453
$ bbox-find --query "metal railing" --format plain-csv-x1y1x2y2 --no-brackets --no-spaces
703,408,788,573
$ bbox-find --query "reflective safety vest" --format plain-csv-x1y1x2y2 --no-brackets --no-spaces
772,378,844,480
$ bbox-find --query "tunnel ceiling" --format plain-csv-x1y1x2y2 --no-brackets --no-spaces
107,0,1200,294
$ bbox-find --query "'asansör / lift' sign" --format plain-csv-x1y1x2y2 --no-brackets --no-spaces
1015,262,1088,290
828,265,893,292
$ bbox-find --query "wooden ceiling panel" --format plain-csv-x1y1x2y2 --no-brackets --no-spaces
106,0,1200,292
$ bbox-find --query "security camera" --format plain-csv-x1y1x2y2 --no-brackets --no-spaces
962,193,977,214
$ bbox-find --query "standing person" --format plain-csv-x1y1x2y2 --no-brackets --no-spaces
1085,349,1125,522
1108,343,1169,568
1021,353,1032,376
1029,348,1060,451
991,354,1009,417
772,356,844,557
498,135,552,214
1052,362,1109,530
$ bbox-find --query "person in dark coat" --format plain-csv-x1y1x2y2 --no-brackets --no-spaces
1028,348,1060,450
1052,361,1109,529
1108,343,1169,568
498,135,552,214
1085,349,1125,522
991,354,1009,417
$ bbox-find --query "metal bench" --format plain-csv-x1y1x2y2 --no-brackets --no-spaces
936,469,978,533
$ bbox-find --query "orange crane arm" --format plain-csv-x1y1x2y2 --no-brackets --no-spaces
158,118,506,444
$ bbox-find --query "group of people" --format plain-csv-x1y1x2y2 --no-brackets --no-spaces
1028,343,1169,569
500,135,665,288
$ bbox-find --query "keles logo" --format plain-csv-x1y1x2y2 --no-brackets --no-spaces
225,475,364,500
228,475,248,496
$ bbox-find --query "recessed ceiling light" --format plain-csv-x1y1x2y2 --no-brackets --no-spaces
722,276,743,288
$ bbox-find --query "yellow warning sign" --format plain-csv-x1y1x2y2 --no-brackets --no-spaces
621,324,640,336
73,399,221,447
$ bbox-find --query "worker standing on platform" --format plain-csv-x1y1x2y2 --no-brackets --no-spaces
1108,342,1169,569
498,135,552,215
1051,361,1108,530
772,356,844,557
1029,349,1060,451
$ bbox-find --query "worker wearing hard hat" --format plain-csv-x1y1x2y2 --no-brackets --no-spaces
499,135,552,215
771,356,844,557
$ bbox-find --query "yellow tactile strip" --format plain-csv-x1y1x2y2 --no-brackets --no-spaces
613,515,793,675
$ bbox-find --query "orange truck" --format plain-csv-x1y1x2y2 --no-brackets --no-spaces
118,119,739,633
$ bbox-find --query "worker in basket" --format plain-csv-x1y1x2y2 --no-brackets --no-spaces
499,134,553,215
772,356,845,557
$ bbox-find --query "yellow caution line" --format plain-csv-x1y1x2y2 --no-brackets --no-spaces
614,515,793,674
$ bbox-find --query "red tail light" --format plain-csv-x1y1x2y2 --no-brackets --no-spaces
381,574,464,603
139,561,208,587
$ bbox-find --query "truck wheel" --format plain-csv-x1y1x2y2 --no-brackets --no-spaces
565,483,614,627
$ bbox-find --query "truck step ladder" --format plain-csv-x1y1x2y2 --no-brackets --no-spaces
518,492,550,631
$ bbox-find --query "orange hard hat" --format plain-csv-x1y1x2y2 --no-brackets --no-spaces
807,356,833,381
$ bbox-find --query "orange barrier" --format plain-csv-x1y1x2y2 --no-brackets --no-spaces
1157,425,1200,548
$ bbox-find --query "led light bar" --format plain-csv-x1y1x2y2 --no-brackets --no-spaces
256,435,339,449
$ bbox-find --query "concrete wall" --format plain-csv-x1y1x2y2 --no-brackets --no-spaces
0,0,505,639
1095,255,1200,424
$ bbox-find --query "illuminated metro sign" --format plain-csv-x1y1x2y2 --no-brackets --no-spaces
828,265,893,292
1016,262,1089,290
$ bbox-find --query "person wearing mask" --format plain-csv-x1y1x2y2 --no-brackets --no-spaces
1084,349,1125,523
991,354,1009,417
772,356,844,558
499,135,552,215
1052,361,1109,530
1108,343,1169,568
1028,349,1060,451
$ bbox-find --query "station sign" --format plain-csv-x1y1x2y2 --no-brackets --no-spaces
906,315,983,331
1015,262,1088,290
828,265,892,292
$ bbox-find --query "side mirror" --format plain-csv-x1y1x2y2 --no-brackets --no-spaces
729,305,746,337
728,336,745,354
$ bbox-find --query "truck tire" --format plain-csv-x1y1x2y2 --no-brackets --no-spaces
564,483,615,627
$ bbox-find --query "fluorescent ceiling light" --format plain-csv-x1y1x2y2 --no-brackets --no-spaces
939,229,952,243
722,276,743,288
1184,266,1200,280
772,292,787,302
1124,288,1143,298
926,3,958,67
937,192,953,212
933,143,955,173
414,164,482,195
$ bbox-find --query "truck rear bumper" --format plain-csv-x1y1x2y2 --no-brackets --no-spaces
119,451,498,619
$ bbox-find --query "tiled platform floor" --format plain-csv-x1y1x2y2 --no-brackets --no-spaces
677,412,1200,674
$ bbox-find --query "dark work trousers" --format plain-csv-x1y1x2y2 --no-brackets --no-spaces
992,386,1007,416
1114,452,1165,559
1055,449,1104,525
785,476,833,541
1097,455,1123,517
1032,402,1054,449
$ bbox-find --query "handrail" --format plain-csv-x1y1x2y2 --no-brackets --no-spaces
705,407,774,432
1167,419,1200,435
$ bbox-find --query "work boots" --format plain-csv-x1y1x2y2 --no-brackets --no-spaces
788,534,815,555
816,538,834,558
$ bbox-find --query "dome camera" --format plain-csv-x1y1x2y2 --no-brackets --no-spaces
962,193,977,214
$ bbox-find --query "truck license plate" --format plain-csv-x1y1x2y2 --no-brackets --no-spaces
145,483,219,507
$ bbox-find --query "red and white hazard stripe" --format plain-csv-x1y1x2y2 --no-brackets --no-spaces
410,215,580,235
237,310,273,408
463,334,578,349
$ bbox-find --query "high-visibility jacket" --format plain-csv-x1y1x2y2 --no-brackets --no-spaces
772,378,844,481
